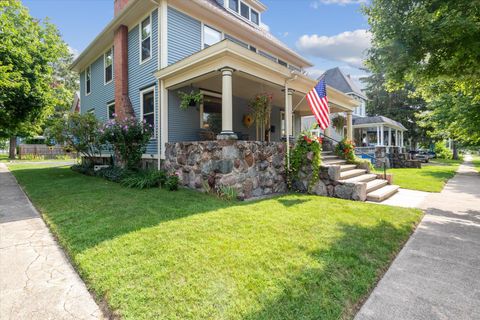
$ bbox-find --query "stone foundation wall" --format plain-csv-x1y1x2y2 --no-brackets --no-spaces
293,163,368,201
164,141,287,200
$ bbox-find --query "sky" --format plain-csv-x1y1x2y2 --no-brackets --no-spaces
22,0,371,84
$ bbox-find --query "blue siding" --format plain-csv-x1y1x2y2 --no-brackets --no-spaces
167,7,202,65
79,54,114,120
168,88,200,142
128,10,159,155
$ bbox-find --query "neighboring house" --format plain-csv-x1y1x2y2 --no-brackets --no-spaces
71,0,358,166
303,67,407,150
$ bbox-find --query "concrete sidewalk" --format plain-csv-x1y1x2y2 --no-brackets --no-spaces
356,156,480,320
0,163,104,319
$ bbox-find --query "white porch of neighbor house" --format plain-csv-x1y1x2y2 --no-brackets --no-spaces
155,40,358,159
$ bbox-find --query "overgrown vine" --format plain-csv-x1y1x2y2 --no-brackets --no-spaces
287,131,323,191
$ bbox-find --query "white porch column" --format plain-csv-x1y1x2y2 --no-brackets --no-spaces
376,126,380,146
159,79,168,165
401,131,404,148
395,130,398,146
388,127,392,146
380,124,384,146
287,89,294,137
218,67,237,140
346,111,353,141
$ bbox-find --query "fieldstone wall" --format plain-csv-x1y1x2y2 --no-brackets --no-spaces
164,141,287,200
293,163,367,201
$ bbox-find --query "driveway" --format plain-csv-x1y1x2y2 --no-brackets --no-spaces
356,156,480,319
0,163,104,319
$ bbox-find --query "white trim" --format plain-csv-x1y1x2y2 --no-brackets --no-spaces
140,86,157,139
160,0,168,68
103,47,113,85
106,101,115,120
139,13,153,65
160,79,168,159
85,65,91,96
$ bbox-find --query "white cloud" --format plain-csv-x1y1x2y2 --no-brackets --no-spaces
260,22,270,32
296,29,371,68
305,68,325,79
68,46,79,59
311,0,367,8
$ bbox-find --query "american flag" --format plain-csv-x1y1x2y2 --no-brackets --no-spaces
306,79,330,130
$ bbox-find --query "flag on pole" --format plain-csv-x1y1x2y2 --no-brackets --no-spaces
306,79,330,130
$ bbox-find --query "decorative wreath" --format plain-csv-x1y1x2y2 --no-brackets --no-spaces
243,114,254,128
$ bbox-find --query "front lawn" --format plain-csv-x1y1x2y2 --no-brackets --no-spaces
376,159,462,192
471,155,480,172
9,164,422,320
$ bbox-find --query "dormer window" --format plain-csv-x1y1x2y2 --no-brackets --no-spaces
251,10,259,25
227,0,261,26
140,16,151,63
240,2,249,19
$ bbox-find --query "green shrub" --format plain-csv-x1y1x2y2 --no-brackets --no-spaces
21,154,45,161
71,164,95,176
288,131,322,190
334,138,355,161
434,141,453,159
96,167,133,183
165,174,179,191
120,170,167,189
350,157,374,172
217,185,237,200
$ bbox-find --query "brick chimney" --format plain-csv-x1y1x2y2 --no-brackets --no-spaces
113,0,134,119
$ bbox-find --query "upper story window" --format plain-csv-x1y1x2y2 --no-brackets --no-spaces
140,16,152,63
240,2,249,19
251,9,259,25
104,48,113,84
228,0,238,11
141,87,155,136
227,0,260,26
204,25,222,48
85,65,91,95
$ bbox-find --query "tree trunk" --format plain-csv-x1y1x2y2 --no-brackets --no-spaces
452,140,459,160
9,136,16,159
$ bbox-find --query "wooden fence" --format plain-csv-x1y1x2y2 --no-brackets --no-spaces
18,144,77,159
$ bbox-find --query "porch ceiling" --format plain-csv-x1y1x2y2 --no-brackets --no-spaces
155,40,359,114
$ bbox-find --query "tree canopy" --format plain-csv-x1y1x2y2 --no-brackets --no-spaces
363,0,480,146
0,0,72,140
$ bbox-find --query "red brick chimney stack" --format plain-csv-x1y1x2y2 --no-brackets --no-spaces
113,0,134,119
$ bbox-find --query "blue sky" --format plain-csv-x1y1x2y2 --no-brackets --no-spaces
22,0,370,81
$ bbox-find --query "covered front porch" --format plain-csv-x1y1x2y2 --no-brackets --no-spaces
353,116,407,153
155,40,358,159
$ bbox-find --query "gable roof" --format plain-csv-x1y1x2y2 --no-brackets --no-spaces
321,67,367,100
352,115,407,131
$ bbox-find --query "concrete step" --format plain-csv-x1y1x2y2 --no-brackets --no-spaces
339,164,358,172
323,155,339,160
321,151,333,155
367,185,400,202
323,159,347,165
341,173,378,183
366,179,388,193
340,169,367,180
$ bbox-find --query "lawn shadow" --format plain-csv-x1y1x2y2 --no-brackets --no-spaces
10,165,255,254
277,198,311,207
243,221,415,320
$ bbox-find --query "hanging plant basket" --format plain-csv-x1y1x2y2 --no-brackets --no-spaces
178,90,203,110
332,115,346,133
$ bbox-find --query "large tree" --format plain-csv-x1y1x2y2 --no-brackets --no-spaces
362,71,429,148
0,0,70,158
363,0,480,148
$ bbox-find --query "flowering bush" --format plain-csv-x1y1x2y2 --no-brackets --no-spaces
287,131,323,190
334,138,355,161
100,115,153,169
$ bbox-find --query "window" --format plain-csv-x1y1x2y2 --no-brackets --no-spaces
203,25,222,48
141,88,155,135
87,108,95,115
249,45,257,53
140,16,151,62
200,95,222,134
107,102,115,119
240,2,249,19
280,112,285,136
228,0,238,12
278,59,288,67
85,66,91,95
104,48,113,84
251,9,259,25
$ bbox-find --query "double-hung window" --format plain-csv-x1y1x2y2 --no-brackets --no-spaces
104,48,113,84
107,102,115,119
251,9,259,25
228,0,238,11
140,16,151,63
203,25,222,48
85,66,91,95
141,88,155,136
240,2,249,19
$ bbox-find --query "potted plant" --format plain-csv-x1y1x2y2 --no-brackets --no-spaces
178,90,203,110
332,115,346,133
249,93,273,141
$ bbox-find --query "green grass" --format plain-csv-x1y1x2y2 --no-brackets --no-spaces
375,159,462,192
9,164,422,320
471,155,480,172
